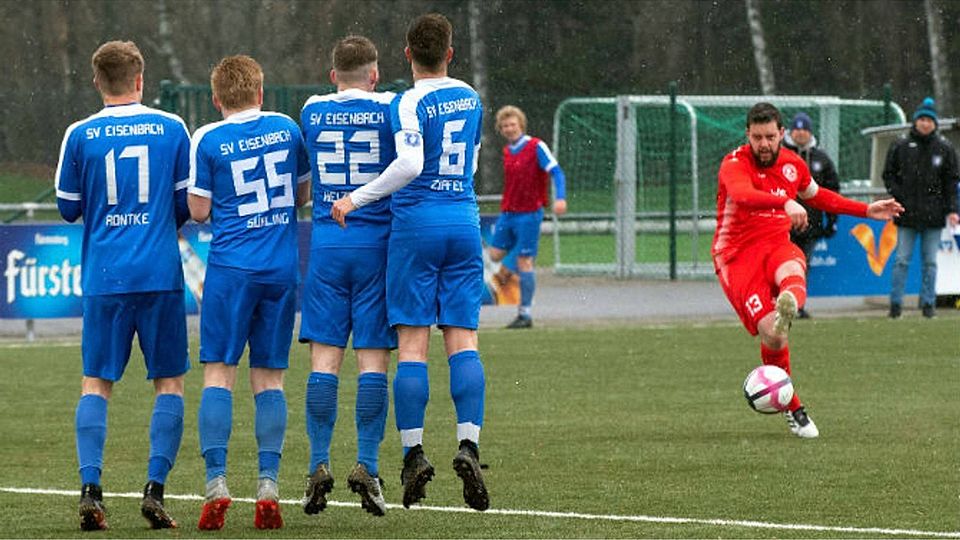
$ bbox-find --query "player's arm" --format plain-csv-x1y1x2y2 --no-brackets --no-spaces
296,179,311,207
187,134,213,223
537,141,567,215
719,158,790,209
174,189,190,227
349,129,424,204
187,193,211,222
799,181,903,220
294,131,312,208
331,129,422,226
331,96,424,226
173,122,192,228
721,157,807,228
55,127,82,222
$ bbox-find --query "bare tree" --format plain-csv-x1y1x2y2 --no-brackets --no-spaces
924,0,952,115
745,0,776,95
468,0,496,192
154,0,187,83
49,2,72,96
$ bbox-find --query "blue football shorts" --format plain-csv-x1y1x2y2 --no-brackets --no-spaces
199,264,297,369
299,246,397,349
387,225,483,329
82,291,189,381
490,208,544,258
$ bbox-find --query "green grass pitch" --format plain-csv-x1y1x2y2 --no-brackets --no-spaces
0,316,957,538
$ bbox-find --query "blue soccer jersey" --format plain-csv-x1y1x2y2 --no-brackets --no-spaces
390,78,483,230
55,103,190,295
189,109,310,283
301,88,395,248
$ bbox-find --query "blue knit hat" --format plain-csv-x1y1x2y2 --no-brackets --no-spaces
790,112,813,132
913,97,938,124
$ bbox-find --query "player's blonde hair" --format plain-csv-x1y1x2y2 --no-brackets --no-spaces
333,35,378,85
211,55,263,110
496,105,527,133
91,41,144,97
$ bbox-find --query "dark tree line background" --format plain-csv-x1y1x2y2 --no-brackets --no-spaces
2,0,958,194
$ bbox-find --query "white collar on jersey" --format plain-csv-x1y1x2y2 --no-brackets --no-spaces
320,87,394,104
96,103,148,117
338,87,377,99
412,77,473,90
509,134,531,152
223,107,262,122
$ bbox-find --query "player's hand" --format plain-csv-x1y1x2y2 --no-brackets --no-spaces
331,196,356,228
948,212,959,227
865,198,904,221
553,199,567,216
784,199,808,231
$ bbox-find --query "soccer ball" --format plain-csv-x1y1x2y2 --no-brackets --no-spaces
742,365,794,414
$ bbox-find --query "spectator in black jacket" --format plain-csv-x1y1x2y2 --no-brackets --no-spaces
883,97,960,319
784,112,841,318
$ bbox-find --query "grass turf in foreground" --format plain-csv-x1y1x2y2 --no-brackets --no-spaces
0,316,956,538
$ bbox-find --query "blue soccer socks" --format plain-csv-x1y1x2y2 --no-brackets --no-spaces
75,394,108,486
394,361,429,455
519,271,536,317
147,393,184,484
199,386,287,484
449,350,485,444
356,372,388,476
254,389,287,482
198,386,232,482
305,372,338,473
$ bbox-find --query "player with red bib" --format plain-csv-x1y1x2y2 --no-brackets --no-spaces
713,102,902,438
488,105,567,328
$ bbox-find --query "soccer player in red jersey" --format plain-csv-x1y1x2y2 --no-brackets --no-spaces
713,103,903,438
488,106,567,328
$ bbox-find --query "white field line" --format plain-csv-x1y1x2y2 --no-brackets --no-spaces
0,340,81,349
3,486,958,538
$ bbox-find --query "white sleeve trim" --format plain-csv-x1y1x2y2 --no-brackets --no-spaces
188,124,218,197
55,120,83,196
297,171,311,184
174,178,190,190
537,140,559,171
798,179,819,200
56,189,81,201
188,186,212,198
349,129,424,208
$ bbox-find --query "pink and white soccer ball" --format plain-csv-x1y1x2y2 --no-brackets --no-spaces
742,365,794,413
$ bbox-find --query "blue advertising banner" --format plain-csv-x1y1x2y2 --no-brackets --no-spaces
0,222,312,319
807,215,921,297
0,224,84,318
0,216,942,318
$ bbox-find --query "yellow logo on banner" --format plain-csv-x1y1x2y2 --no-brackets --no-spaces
850,221,898,276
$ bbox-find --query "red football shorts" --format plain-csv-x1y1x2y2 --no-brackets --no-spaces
714,241,806,336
